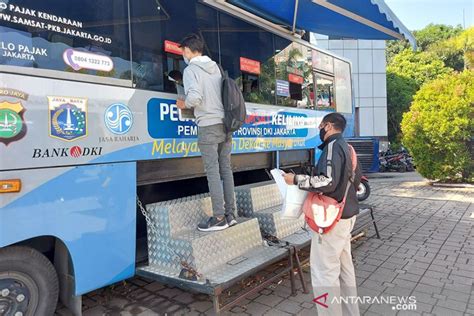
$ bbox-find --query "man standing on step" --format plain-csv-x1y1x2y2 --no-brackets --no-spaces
176,34,237,232
284,113,362,316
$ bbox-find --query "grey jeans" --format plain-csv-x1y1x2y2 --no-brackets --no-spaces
197,124,235,217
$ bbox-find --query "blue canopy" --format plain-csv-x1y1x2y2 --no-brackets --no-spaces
228,0,416,48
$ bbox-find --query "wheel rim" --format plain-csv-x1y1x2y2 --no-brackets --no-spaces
0,272,39,316
357,183,366,196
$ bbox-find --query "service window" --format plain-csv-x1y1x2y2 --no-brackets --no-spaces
219,13,275,105
0,0,131,80
129,0,219,92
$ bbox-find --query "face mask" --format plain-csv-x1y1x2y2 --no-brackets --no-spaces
183,56,190,65
319,127,327,142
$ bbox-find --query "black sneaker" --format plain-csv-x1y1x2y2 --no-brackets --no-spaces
226,214,238,227
197,216,229,232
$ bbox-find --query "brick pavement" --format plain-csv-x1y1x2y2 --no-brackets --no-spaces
56,173,474,316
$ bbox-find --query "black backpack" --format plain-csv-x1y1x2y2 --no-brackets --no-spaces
218,65,247,132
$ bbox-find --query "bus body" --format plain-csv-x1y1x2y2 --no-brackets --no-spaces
0,0,355,313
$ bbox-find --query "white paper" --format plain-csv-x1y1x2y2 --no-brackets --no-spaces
271,168,306,219
270,168,286,197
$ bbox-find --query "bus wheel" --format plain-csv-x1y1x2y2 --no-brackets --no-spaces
0,246,59,316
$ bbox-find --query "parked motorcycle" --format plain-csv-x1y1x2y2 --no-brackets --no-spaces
379,150,414,172
357,176,371,201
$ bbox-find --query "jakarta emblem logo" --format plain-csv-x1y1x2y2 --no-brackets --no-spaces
104,103,133,135
0,89,28,146
48,96,87,141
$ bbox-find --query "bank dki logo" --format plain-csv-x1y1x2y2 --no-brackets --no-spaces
48,96,87,141
104,103,133,135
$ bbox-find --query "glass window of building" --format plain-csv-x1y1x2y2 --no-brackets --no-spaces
0,0,131,80
129,0,219,92
218,12,275,105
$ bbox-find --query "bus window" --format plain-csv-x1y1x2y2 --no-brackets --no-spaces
274,39,311,108
315,73,336,110
129,0,219,92
334,58,353,113
219,12,275,105
0,0,131,80
299,46,315,109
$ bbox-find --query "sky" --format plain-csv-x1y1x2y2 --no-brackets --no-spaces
384,0,473,31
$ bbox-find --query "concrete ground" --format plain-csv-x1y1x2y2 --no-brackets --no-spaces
56,172,474,316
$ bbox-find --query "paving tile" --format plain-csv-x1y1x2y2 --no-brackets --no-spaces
297,308,317,316
432,306,464,316
397,272,423,282
143,282,166,292
441,289,471,303
188,300,213,313
419,276,445,287
443,282,473,293
392,278,419,290
411,291,437,305
287,290,315,303
254,293,284,307
244,302,272,316
274,300,303,314
435,299,467,313
413,284,442,295
263,310,292,316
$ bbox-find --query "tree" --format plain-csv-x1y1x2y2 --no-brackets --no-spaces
413,23,463,51
387,49,452,88
401,70,473,182
453,27,474,70
386,40,411,64
386,71,417,143
386,23,465,67
386,49,452,143
428,26,473,71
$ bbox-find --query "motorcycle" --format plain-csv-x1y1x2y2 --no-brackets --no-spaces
379,152,412,172
357,176,371,201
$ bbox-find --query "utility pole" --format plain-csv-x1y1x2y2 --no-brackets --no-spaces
463,8,465,29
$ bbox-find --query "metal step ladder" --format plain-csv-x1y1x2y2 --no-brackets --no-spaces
235,181,312,246
136,182,311,314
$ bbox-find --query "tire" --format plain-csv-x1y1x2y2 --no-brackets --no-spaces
357,180,371,201
398,163,407,173
0,246,59,316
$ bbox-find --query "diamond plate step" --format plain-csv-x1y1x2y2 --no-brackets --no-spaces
253,206,305,239
145,193,275,278
236,181,281,217
137,245,288,291
235,181,310,245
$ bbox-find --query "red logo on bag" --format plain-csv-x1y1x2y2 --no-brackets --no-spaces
313,293,329,308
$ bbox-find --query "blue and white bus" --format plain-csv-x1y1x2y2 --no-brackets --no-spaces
0,0,408,314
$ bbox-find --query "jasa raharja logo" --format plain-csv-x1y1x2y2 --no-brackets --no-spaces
32,146,103,158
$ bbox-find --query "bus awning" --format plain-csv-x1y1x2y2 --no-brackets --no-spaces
227,0,416,48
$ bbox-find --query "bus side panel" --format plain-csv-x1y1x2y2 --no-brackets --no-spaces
0,162,136,295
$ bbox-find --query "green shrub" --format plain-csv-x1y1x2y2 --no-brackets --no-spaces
401,70,474,182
